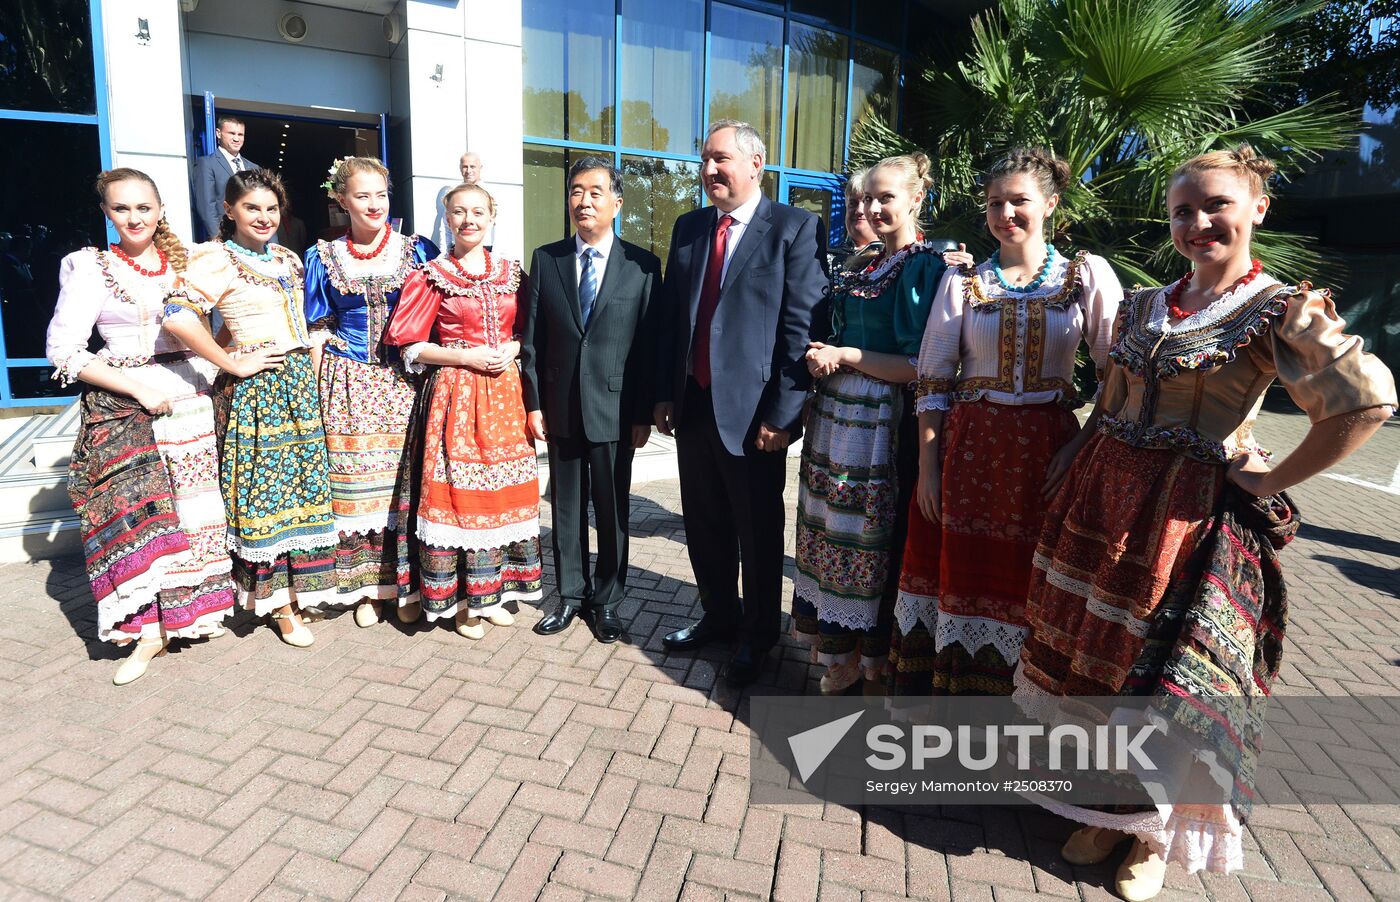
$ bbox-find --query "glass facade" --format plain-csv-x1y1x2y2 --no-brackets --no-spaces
522,0,909,263
0,0,108,406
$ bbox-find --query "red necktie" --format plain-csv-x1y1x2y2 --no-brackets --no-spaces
692,214,734,388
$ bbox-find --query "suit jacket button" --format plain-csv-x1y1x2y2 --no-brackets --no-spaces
582,340,589,347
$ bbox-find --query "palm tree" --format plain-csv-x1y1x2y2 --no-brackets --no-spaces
849,0,1359,286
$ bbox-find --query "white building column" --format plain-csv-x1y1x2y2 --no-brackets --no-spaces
399,0,523,260
99,1,196,243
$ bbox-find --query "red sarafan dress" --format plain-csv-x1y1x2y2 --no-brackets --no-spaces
383,252,543,621
890,250,1121,697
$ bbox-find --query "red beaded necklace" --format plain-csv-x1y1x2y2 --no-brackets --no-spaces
108,243,168,277
447,249,493,280
1164,259,1263,320
344,226,392,260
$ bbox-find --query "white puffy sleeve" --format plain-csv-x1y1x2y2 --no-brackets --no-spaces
45,250,105,386
914,265,965,413
1078,253,1124,381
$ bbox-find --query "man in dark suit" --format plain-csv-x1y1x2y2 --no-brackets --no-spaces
193,116,261,240
521,157,661,643
653,119,827,686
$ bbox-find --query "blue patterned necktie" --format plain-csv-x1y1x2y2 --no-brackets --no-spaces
579,247,599,326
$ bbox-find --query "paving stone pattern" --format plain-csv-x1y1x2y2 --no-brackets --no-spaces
0,409,1396,900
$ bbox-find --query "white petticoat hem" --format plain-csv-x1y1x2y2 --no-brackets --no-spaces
792,571,878,632
893,591,1028,662
227,529,339,564
420,588,542,623
242,583,342,617
333,510,404,538
416,516,540,552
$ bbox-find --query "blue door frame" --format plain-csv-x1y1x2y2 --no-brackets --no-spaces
780,171,844,248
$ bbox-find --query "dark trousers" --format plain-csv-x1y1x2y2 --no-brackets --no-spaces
545,431,634,612
676,380,787,652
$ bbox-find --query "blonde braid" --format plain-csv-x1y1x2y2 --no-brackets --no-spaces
152,217,188,273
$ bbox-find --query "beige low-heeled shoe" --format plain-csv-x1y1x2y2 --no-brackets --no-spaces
270,610,314,648
1114,838,1167,901
819,660,861,695
1061,826,1129,866
113,637,167,686
396,601,421,623
455,615,485,640
484,609,514,626
354,601,379,628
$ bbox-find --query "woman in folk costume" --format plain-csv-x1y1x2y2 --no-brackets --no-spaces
790,153,945,693
1014,146,1395,900
303,157,437,627
163,168,336,648
826,167,883,275
384,183,542,639
888,148,1122,701
47,168,242,684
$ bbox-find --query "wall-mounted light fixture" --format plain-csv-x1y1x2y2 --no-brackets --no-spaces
430,64,444,84
135,18,151,44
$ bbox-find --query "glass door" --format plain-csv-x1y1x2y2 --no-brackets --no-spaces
780,172,843,249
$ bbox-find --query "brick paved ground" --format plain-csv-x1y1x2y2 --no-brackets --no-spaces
0,407,1396,901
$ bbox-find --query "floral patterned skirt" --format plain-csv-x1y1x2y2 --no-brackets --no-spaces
316,352,419,606
69,382,234,644
791,372,916,667
1012,432,1243,875
888,399,1078,697
416,363,542,619
217,351,338,614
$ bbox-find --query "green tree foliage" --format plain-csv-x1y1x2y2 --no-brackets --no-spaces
849,0,1360,286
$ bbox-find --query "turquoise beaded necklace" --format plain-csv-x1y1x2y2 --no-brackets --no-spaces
226,238,274,262
990,244,1057,293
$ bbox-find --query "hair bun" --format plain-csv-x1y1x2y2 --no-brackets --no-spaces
1229,144,1278,180
908,151,934,191
985,146,1070,196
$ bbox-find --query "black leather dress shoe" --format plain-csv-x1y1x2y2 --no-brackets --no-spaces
533,605,579,636
722,646,765,687
663,618,734,652
591,608,625,644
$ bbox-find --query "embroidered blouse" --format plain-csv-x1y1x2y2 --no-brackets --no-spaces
382,253,529,374
46,248,193,386
915,251,1122,412
1099,276,1397,463
827,242,944,357
164,242,311,352
303,232,438,364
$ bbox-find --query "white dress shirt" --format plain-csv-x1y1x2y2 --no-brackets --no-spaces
717,191,762,284
218,146,245,172
574,229,615,286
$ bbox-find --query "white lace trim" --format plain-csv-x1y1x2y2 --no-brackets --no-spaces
227,528,338,564
1149,274,1282,334
792,571,879,632
1012,666,1245,874
915,394,951,413
96,566,183,643
334,510,404,538
892,591,1029,661
416,516,540,552
1084,596,1150,637
401,341,435,374
1035,552,1151,637
893,590,937,635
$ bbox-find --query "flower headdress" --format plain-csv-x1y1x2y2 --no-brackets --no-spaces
321,158,346,199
